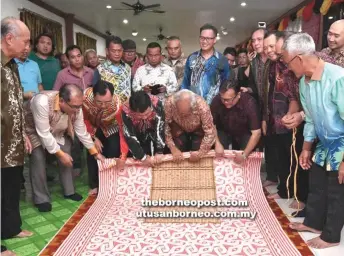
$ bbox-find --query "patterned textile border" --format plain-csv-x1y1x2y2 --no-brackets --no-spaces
40,151,313,256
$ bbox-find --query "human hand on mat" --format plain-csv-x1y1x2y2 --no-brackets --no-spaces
94,153,105,162
59,152,73,167
189,151,201,162
215,142,224,157
262,121,267,136
282,112,303,129
234,152,245,165
300,150,312,170
338,162,344,184
171,147,184,162
116,158,125,170
142,156,153,166
143,85,152,93
94,137,103,153
153,153,163,165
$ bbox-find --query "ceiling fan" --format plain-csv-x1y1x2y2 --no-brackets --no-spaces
154,27,169,41
112,1,166,15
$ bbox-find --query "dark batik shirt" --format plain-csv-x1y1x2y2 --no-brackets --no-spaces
210,92,261,139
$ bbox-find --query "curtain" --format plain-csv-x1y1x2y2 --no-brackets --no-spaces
20,10,63,53
76,33,97,54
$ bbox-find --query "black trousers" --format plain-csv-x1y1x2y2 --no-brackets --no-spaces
1,166,23,239
304,163,344,243
267,132,308,201
87,130,121,189
217,130,250,150
265,135,279,183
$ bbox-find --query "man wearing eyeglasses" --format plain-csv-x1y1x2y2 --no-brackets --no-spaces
122,39,144,80
24,84,105,212
181,24,230,105
83,80,128,195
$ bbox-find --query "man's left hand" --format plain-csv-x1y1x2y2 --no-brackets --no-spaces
189,151,201,162
116,158,126,171
282,112,303,129
94,153,105,162
24,135,32,154
233,152,246,165
159,86,166,93
338,162,344,184
153,153,164,165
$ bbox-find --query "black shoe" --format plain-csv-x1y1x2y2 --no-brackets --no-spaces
292,208,306,217
35,202,52,212
64,193,83,201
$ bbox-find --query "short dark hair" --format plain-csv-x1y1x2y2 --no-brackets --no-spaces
59,84,83,103
65,45,82,58
129,91,151,113
200,24,218,37
33,33,56,55
54,52,63,60
122,39,136,51
223,47,236,56
93,80,114,96
238,48,248,55
106,35,122,48
167,36,180,41
251,28,268,38
276,31,294,41
146,42,161,52
219,79,240,94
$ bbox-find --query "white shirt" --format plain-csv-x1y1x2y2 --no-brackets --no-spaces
132,63,178,101
30,94,95,154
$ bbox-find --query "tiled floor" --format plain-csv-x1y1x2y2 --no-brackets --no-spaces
1,174,89,256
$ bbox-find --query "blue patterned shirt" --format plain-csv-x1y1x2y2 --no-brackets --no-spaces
181,50,230,104
300,60,344,171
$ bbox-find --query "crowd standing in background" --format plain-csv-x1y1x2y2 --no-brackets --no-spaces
1,15,344,255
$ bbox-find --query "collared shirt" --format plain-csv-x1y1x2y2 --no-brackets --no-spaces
164,54,187,88
181,50,230,104
1,51,25,168
300,60,344,171
211,93,261,139
29,52,60,90
164,95,216,156
265,61,298,134
82,87,128,159
53,66,94,91
93,59,131,103
29,93,96,154
321,47,344,68
132,63,178,102
129,56,145,79
121,95,165,160
14,58,42,93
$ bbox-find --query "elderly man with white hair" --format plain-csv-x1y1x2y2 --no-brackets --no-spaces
164,89,219,162
282,32,344,249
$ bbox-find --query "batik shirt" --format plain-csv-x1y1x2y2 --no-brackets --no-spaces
164,54,187,88
132,63,178,102
181,50,230,104
121,95,165,160
321,47,344,68
300,60,344,171
93,60,131,103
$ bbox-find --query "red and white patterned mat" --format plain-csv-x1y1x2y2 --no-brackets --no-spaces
54,151,301,256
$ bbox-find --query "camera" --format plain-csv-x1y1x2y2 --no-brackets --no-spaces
258,22,266,28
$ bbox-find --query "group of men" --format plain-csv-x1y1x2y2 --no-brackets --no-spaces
1,13,344,255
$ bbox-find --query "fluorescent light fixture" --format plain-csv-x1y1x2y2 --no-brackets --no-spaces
222,31,228,35
241,2,247,7
123,19,128,24
106,5,112,9
216,35,221,40
143,38,147,41
230,17,235,22
132,30,138,36
328,16,334,20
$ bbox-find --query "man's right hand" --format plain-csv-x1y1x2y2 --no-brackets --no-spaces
142,156,153,166
248,51,256,62
94,137,103,153
58,152,73,167
143,85,151,93
300,150,312,170
171,147,184,162
262,121,267,136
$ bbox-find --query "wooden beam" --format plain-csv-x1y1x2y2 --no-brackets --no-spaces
27,0,107,39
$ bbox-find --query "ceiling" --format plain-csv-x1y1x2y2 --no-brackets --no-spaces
42,0,305,54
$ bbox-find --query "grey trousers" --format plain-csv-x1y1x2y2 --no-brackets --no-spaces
29,137,75,204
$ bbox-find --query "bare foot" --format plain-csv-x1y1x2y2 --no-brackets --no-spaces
267,193,281,199
15,230,33,238
307,236,339,249
1,250,16,256
289,200,305,210
88,188,98,196
262,180,278,187
289,222,321,234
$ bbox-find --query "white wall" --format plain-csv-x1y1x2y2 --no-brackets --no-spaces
1,0,67,52
73,24,106,56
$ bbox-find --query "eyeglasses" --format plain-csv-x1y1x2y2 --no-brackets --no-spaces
66,101,82,109
220,94,238,104
285,55,300,67
199,36,215,42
